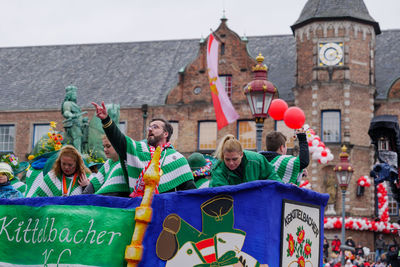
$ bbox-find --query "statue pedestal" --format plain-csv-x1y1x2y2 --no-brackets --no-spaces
325,203,336,215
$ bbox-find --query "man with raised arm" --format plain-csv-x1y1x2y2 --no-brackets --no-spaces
91,101,196,196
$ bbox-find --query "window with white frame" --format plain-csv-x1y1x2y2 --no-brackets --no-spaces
219,75,232,98
119,121,126,135
321,111,341,143
198,121,217,151
33,124,50,149
0,125,15,152
237,120,256,150
388,193,399,216
169,121,179,149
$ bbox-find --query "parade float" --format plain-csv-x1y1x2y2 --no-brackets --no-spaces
0,147,328,266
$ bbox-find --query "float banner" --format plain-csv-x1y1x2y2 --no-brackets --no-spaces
0,195,139,267
0,180,328,267
280,199,321,267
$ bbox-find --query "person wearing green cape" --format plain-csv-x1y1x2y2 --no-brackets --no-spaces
211,134,281,187
31,145,91,197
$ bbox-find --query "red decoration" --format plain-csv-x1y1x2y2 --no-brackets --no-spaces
268,99,288,120
283,107,305,129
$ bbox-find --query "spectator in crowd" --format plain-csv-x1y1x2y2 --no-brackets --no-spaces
375,234,386,262
355,243,364,258
324,237,330,259
344,259,353,267
332,235,341,256
353,255,364,266
386,241,399,267
345,236,356,248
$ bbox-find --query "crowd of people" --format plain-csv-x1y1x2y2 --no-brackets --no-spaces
323,234,400,266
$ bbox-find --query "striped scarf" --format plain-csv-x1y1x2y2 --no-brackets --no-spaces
270,155,301,185
130,142,171,197
25,167,45,197
10,178,27,195
195,178,210,189
89,159,129,195
31,170,84,197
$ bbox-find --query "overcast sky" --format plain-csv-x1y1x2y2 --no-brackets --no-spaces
0,0,398,48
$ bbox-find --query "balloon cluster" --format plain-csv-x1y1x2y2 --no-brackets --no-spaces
324,216,400,234
377,183,389,222
268,99,305,129
357,175,371,187
303,124,334,164
299,180,311,189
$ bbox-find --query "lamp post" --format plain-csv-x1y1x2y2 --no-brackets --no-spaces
333,145,354,265
243,53,277,152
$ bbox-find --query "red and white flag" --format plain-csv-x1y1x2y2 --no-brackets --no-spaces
207,34,239,130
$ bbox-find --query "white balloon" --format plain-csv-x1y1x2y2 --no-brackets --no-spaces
360,181,365,186
312,139,319,146
312,152,320,160
327,153,334,161
320,157,328,164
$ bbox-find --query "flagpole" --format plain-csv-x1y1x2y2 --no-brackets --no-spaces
209,29,224,43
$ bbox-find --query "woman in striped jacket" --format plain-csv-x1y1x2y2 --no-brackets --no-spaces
31,145,91,197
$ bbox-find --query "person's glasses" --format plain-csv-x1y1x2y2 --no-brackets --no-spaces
148,124,161,131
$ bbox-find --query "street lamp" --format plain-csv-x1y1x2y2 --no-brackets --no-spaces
244,53,277,152
333,145,354,265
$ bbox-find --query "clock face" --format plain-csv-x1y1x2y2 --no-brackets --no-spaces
318,42,344,66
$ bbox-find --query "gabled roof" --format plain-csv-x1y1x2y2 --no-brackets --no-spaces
0,30,398,111
375,30,400,99
291,0,380,34
0,40,200,111
0,35,296,111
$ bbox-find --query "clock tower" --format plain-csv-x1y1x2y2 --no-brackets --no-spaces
291,0,381,223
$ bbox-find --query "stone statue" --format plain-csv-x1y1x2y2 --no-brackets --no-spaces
326,174,337,205
61,85,87,152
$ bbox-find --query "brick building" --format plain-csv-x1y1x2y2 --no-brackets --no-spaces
0,0,400,251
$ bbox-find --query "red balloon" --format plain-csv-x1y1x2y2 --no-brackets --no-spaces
283,107,306,129
268,99,288,120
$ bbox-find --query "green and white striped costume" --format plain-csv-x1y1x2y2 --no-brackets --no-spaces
10,178,27,195
31,170,84,197
25,167,45,197
270,155,301,185
195,178,210,189
125,137,193,193
89,159,129,194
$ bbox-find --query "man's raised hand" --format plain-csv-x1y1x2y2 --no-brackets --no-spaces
91,101,108,120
